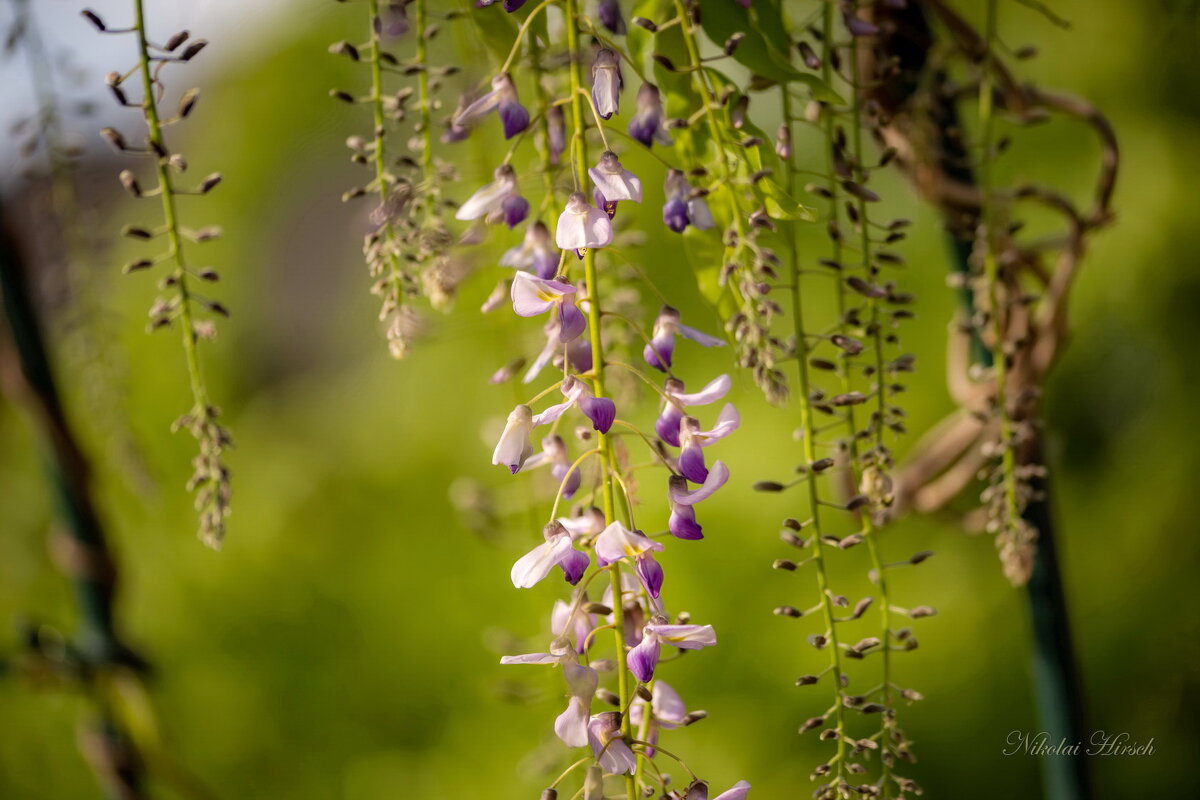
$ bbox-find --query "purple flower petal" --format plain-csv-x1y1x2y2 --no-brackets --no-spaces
636,553,664,598
598,0,626,34
655,405,683,446
678,441,709,483
502,194,530,228
579,394,616,433
662,196,690,233
499,99,530,139
643,330,674,372
627,633,661,682
668,501,704,540
558,301,587,343
558,546,591,585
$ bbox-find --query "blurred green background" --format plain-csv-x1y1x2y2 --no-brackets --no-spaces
1,0,1197,798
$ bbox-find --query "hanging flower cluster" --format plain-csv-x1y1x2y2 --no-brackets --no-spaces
444,1,754,797
331,0,466,358
87,3,231,547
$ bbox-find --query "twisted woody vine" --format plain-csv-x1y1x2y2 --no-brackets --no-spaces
0,1,1118,799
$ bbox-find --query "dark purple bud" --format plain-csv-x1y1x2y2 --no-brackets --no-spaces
663,196,689,233
636,554,664,598
598,0,626,35
502,194,530,228
558,547,590,584
580,395,616,434
499,100,530,139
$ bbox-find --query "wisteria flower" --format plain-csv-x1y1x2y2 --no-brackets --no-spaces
499,646,597,747
591,49,623,120
556,191,614,258
587,712,637,774
456,164,528,227
381,1,409,37
524,434,582,498
524,319,592,383
533,376,616,434
500,221,559,279
492,404,535,473
644,305,725,372
663,169,716,234
629,83,672,148
453,72,529,139
678,404,740,483
628,622,717,683
629,680,688,756
511,520,591,587
595,521,665,598
598,0,626,34
668,460,730,540
656,374,732,446
552,598,596,655
589,151,643,221
476,0,528,10
511,271,587,342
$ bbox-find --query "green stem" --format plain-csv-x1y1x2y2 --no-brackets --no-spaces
846,6,894,792
779,75,850,800
565,4,635,796
414,0,437,223
366,0,406,302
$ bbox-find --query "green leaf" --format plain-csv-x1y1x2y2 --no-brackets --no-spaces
468,2,520,65
757,177,817,221
697,0,842,103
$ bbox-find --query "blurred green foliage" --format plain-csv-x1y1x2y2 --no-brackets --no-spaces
1,1,1198,798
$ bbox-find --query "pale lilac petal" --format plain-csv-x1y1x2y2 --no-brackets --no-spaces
511,271,568,316
564,661,599,698
531,399,572,428
712,782,752,800
559,507,606,538
674,374,732,406
600,738,637,775
511,536,574,588
678,323,724,348
492,405,534,473
674,460,730,506
595,522,664,565
652,681,688,726
500,652,560,665
589,153,643,203
687,197,716,230
456,174,515,221
700,403,740,442
646,623,716,649
555,696,591,747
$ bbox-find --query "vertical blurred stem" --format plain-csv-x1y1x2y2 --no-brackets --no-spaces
564,3,634,796
940,5,1091,798
366,0,405,299
0,198,144,800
